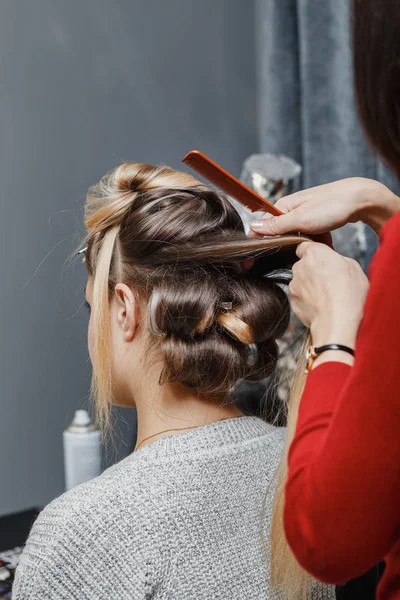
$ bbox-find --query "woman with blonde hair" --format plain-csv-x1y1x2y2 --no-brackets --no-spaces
12,162,333,599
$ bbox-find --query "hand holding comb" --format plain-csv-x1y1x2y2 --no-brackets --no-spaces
182,150,331,246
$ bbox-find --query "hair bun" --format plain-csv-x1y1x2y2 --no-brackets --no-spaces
114,163,154,194
144,268,290,398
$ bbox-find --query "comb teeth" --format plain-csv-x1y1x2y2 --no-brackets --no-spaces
182,150,283,216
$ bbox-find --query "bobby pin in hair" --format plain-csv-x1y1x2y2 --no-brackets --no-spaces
77,246,88,263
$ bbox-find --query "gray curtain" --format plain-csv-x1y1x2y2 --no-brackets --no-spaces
256,0,400,266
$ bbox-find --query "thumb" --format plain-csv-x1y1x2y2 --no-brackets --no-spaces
250,211,298,235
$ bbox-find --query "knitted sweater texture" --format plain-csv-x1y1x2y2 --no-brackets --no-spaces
13,416,334,599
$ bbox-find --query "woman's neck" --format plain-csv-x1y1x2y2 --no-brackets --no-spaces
134,382,244,451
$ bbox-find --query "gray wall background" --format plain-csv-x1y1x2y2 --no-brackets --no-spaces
0,0,257,515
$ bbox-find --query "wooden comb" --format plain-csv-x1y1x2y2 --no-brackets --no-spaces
182,150,283,216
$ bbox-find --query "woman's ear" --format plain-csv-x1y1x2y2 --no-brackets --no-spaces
114,283,139,342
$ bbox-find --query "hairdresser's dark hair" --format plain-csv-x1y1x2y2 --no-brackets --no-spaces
353,0,400,175
83,162,306,429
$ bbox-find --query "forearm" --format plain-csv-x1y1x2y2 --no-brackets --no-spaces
285,212,400,580
308,181,400,367
356,179,400,235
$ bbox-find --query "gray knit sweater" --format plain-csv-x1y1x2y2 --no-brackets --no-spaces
13,416,334,599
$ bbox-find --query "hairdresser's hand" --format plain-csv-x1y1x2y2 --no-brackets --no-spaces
290,242,369,366
250,178,400,237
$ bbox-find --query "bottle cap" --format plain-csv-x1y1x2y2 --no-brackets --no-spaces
73,410,91,427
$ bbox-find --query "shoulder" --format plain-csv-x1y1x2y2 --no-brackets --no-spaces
24,454,157,552
255,421,286,456
14,460,158,599
255,422,286,479
227,417,286,482
266,423,286,445
214,417,286,468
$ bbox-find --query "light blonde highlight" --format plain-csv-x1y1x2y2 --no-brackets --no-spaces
89,226,120,432
261,334,315,600
216,311,255,344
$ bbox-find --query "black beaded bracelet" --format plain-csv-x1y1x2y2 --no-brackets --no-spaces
305,344,355,373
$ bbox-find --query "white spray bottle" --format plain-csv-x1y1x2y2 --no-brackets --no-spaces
63,410,102,491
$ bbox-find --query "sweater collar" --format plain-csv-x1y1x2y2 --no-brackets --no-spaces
131,416,276,463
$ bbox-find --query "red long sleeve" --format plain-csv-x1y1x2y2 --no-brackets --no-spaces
284,211,400,598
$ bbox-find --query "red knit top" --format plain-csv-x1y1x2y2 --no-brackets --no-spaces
284,211,400,600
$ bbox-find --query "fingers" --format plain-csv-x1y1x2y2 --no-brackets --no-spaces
250,210,300,236
295,241,315,259
274,188,312,212
247,213,273,238
296,241,335,259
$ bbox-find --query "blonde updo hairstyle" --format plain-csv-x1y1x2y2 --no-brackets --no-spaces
83,162,311,599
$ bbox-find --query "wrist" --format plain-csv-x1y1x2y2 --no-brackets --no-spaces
358,180,400,235
311,350,355,370
310,321,358,351
309,319,357,370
